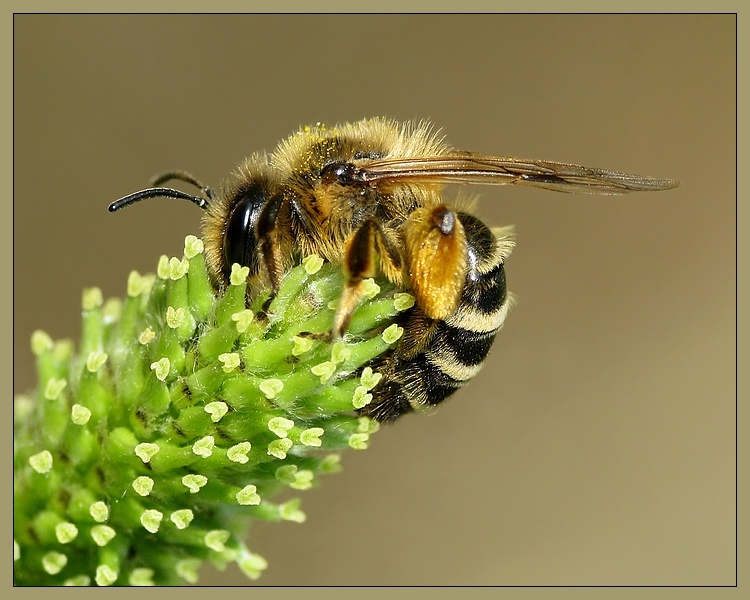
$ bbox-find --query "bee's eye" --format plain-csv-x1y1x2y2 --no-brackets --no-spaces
223,188,267,273
321,161,358,185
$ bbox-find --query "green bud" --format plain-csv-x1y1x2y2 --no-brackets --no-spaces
382,323,404,344
192,436,215,458
140,509,163,533
170,509,195,530
299,427,324,447
134,442,160,464
204,401,229,422
31,330,54,356
230,263,250,286
302,254,324,274
237,550,268,581
71,404,92,425
82,287,103,310
227,441,252,464
90,501,109,523
175,559,201,584
95,564,118,586
259,378,283,399
279,499,306,523
268,416,295,438
44,378,67,401
91,525,116,547
236,485,261,506
29,450,53,474
132,476,154,497
42,551,67,575
55,522,79,544
184,234,204,258
129,568,155,586
204,529,231,552
267,438,293,460
182,474,208,494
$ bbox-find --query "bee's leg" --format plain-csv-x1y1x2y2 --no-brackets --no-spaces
402,205,468,320
334,218,404,337
255,193,290,311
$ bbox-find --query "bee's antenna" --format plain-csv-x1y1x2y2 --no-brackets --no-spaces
108,187,209,213
148,170,216,202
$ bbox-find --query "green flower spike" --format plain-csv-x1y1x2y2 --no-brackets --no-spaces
14,237,411,585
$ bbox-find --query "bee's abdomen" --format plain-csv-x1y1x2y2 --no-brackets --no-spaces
363,215,513,422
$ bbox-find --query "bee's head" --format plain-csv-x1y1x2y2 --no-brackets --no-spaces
211,179,273,286
201,157,283,290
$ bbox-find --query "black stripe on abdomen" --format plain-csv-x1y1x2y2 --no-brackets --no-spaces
361,216,512,422
430,323,498,367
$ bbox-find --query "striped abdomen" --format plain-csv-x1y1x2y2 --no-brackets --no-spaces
362,213,514,422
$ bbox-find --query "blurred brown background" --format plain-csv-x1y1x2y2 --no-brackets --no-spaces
13,15,735,585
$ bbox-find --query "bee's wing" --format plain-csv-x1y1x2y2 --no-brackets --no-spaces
354,153,679,195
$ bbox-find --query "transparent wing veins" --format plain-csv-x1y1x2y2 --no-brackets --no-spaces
353,153,679,195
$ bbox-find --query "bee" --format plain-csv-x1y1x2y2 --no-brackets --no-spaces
110,118,678,421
